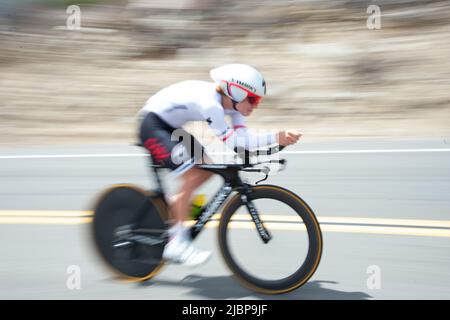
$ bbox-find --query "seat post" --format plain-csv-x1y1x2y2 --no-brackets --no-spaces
151,165,165,196
137,142,165,197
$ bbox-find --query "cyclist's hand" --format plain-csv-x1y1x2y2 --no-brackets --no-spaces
277,130,303,146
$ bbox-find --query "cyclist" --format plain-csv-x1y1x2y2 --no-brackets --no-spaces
138,64,302,267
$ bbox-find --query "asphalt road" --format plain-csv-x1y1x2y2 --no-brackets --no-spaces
0,138,450,299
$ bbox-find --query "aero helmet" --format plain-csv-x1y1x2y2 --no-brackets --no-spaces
210,64,266,105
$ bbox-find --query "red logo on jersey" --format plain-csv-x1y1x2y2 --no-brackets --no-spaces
143,138,170,163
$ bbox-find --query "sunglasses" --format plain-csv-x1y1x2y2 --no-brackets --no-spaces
247,94,262,105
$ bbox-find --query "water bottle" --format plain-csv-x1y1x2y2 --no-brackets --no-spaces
189,194,206,220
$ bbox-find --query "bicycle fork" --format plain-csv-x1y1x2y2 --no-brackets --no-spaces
240,187,272,244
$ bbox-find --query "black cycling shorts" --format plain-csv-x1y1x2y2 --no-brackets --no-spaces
139,112,206,175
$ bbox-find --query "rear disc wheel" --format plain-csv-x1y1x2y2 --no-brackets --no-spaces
92,184,168,281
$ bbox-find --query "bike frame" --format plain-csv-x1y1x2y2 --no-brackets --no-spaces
150,164,272,243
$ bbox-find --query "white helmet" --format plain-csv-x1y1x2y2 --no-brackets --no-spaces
210,64,266,104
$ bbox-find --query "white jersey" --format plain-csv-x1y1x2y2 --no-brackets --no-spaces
139,80,276,150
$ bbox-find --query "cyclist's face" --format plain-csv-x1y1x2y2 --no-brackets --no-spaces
236,96,260,116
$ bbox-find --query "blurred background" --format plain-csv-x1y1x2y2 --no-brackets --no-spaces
1,1,450,300
0,0,449,145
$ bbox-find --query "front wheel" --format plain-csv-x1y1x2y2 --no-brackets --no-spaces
218,185,323,294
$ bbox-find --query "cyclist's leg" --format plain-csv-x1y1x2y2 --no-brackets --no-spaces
165,132,215,265
170,125,213,223
140,117,213,265
163,166,213,266
170,167,213,222
168,128,214,222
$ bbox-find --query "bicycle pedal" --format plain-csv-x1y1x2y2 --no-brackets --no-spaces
113,241,134,249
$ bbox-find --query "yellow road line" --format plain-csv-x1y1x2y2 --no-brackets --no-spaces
1,210,450,238
320,224,450,238
0,210,93,217
0,217,93,225
318,216,450,229
223,214,450,229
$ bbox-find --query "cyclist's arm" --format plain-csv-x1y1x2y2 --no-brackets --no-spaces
204,106,277,150
229,112,277,147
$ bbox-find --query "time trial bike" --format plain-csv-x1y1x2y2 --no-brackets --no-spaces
92,145,322,294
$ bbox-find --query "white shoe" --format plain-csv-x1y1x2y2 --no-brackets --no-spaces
163,236,212,267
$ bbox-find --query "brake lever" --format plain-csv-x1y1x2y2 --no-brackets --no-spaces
255,174,269,184
255,166,270,184
255,176,268,184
